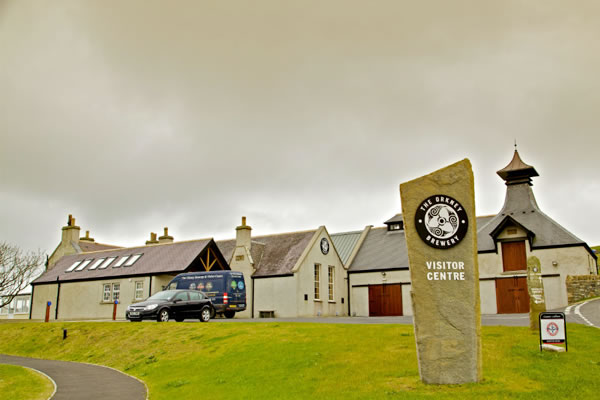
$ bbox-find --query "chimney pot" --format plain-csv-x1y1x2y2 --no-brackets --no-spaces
158,227,174,244
242,216,246,226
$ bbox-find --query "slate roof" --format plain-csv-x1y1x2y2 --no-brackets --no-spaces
384,213,403,225
33,239,212,284
217,230,317,277
330,230,363,265
349,227,409,272
78,241,122,253
477,183,591,253
349,215,502,272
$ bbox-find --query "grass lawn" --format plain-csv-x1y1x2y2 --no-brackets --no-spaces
0,321,599,399
0,364,54,400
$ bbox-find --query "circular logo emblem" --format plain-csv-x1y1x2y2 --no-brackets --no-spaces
320,238,330,255
415,195,468,249
546,322,559,336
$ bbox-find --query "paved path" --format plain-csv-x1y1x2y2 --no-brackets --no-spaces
0,354,147,400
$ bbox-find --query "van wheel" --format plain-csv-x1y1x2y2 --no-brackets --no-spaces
200,306,211,322
157,309,170,322
224,310,235,319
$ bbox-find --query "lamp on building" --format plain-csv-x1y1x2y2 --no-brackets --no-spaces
382,272,387,281
552,261,558,267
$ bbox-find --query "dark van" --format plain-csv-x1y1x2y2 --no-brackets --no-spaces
166,271,246,318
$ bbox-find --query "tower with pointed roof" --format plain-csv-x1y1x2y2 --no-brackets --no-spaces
476,148,597,313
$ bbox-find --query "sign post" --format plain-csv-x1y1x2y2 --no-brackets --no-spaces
45,301,51,323
400,159,482,384
113,300,119,321
539,312,567,352
527,256,546,331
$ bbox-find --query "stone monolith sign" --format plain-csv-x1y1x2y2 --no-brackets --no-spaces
527,256,546,330
400,159,482,384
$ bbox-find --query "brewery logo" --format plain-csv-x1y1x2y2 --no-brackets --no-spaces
415,194,468,249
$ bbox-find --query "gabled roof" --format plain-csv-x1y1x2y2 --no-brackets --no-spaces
33,239,214,284
384,213,403,225
479,162,593,257
216,230,317,277
349,227,409,272
330,230,363,265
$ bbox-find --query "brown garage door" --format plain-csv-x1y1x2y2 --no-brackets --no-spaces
368,284,403,316
496,277,530,314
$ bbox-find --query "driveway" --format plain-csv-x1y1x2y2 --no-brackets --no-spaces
0,354,146,400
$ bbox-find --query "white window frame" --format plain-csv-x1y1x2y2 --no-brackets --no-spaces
102,284,111,302
112,283,120,302
135,281,144,300
314,264,321,300
328,265,335,302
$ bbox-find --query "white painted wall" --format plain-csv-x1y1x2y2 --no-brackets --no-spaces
253,276,296,317
479,280,497,314
348,270,412,316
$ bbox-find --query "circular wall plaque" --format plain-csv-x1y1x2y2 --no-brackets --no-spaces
414,194,468,249
320,238,330,254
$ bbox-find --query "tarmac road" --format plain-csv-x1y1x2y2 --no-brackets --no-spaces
0,354,147,400
564,298,600,328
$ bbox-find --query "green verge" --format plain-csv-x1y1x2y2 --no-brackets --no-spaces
0,322,599,399
0,364,54,400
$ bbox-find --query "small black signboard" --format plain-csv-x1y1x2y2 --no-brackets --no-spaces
539,312,567,352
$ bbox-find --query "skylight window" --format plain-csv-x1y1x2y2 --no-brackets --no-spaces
75,259,93,271
98,257,117,269
113,256,130,268
88,258,105,270
65,261,82,272
124,254,142,267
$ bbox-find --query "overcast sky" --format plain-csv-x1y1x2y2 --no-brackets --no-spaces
1,1,598,257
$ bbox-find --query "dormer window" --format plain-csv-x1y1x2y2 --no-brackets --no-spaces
388,222,403,231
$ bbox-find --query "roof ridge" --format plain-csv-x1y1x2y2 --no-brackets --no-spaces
330,230,364,236
79,238,213,254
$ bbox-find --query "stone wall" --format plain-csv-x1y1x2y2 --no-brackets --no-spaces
566,275,600,304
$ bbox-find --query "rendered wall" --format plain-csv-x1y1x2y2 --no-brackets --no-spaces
348,270,412,316
31,284,58,320
253,276,296,317
295,230,347,317
478,227,594,311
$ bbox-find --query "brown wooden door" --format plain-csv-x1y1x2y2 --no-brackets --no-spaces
495,277,530,314
502,241,527,272
369,284,403,316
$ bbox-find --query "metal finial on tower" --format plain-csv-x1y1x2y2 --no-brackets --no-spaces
514,139,517,151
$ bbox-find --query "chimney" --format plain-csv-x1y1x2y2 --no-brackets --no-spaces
236,216,252,250
145,232,159,245
61,214,81,246
80,230,95,242
158,227,174,244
